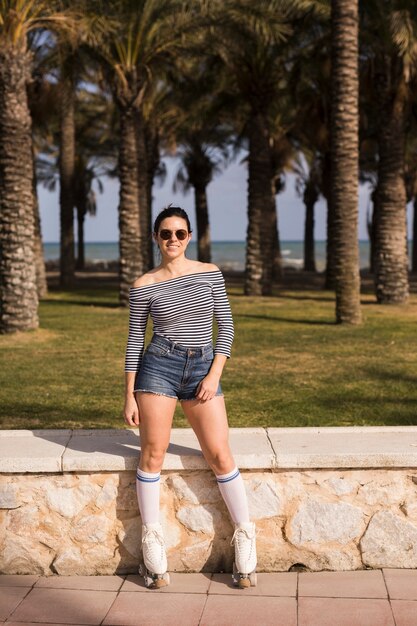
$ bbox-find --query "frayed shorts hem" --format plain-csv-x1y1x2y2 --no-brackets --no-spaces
180,393,224,402
134,389,224,401
134,389,177,399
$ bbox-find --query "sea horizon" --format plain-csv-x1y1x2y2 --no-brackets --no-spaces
45,239,414,272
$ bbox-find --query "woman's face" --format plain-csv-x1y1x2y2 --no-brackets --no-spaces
154,216,191,260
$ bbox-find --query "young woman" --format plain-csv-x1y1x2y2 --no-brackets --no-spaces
123,206,257,588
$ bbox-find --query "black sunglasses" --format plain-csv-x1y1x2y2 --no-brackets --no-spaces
158,229,189,241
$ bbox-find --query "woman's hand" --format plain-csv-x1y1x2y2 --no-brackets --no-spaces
124,395,140,426
195,372,220,402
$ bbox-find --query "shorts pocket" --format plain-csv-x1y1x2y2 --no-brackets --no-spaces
203,349,214,362
146,343,170,357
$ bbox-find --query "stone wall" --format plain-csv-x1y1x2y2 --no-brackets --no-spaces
1,427,417,575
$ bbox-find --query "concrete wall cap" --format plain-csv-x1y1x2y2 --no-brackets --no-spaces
1,427,417,473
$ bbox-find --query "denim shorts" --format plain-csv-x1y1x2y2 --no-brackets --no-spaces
134,334,223,400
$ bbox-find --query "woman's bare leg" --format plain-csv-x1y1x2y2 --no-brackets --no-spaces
136,393,177,472
180,396,235,475
181,395,250,524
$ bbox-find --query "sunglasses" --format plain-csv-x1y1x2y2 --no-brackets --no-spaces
158,229,189,241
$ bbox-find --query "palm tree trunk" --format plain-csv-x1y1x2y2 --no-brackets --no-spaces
303,180,317,272
75,205,85,271
118,107,144,306
413,197,417,274
145,123,159,269
145,124,160,267
367,188,377,273
323,152,335,289
32,152,48,298
59,65,76,288
136,111,151,271
245,112,275,296
0,47,39,333
272,195,282,281
330,0,361,324
194,183,211,263
374,58,409,303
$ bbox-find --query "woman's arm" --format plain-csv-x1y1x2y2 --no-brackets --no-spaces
123,288,150,425
195,353,227,402
212,270,234,358
124,372,139,425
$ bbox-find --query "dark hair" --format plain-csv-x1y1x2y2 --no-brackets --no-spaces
153,205,192,235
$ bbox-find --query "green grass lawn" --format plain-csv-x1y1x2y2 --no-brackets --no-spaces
1,272,416,429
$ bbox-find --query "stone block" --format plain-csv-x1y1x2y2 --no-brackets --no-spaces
246,477,281,519
70,513,113,544
323,476,357,496
360,510,417,568
46,483,100,518
358,474,406,506
176,504,222,534
117,516,141,559
96,480,118,509
288,499,364,545
1,534,54,575
0,483,20,509
168,473,220,506
52,547,84,575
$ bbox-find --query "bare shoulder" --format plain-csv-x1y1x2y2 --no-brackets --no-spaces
131,271,159,288
197,262,220,273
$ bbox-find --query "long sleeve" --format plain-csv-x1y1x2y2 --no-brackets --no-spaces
212,272,234,358
124,289,150,372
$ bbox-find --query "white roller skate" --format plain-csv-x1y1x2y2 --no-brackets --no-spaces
231,522,257,588
139,522,170,589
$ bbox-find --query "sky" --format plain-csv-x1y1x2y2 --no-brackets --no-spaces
38,156,414,243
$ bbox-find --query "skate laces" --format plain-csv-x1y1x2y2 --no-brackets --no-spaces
142,527,165,547
142,527,165,559
231,525,255,560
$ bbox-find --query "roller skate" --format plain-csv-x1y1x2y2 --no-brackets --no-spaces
231,522,257,588
139,522,170,589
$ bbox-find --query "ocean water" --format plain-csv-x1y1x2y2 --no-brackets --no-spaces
43,240,411,272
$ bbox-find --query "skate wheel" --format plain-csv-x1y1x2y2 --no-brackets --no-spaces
237,576,251,589
249,572,257,587
152,573,169,589
138,564,170,589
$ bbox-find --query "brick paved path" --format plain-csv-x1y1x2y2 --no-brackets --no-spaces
1,569,416,625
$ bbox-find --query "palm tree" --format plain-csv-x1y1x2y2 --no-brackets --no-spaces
0,1,69,332
169,67,233,263
207,0,299,296
174,135,229,263
404,129,417,274
293,151,321,272
330,0,361,324
58,45,77,287
93,0,192,305
361,2,416,303
27,65,56,299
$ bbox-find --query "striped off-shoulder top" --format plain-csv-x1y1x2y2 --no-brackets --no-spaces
124,269,234,373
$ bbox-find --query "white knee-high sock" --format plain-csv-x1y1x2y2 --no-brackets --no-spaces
216,467,250,524
136,468,160,525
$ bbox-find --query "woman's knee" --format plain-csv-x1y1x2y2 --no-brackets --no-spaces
139,444,168,472
205,448,235,475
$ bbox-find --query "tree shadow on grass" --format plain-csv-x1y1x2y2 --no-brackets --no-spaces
312,366,417,426
358,366,417,387
43,299,120,309
274,293,335,303
234,313,334,326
